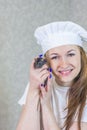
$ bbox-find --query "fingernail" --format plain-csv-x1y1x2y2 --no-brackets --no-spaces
48,68,52,72
41,84,44,87
49,73,52,78
47,68,52,72
39,54,43,58
44,84,45,87
49,68,52,72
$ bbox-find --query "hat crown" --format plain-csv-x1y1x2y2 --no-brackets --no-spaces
34,21,87,54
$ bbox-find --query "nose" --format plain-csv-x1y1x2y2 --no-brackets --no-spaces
59,57,68,68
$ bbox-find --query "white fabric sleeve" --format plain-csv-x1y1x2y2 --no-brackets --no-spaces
18,82,29,106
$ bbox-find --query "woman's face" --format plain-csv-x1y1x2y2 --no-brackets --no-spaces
47,45,81,86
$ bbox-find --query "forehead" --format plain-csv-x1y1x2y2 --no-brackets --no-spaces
47,45,80,55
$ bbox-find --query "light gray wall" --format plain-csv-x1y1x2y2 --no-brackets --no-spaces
0,0,87,130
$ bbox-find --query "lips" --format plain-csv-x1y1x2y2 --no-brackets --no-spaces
58,69,73,76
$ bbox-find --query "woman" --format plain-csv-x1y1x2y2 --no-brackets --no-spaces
16,21,87,130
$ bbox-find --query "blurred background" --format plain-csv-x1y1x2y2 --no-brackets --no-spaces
0,0,87,130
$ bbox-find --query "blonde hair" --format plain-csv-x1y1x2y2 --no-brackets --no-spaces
45,46,87,130
63,46,87,130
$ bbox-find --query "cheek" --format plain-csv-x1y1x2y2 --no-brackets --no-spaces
73,56,81,73
74,56,81,67
49,60,55,69
49,61,58,73
77,60,81,72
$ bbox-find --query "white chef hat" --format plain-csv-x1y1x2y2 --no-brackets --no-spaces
34,21,87,54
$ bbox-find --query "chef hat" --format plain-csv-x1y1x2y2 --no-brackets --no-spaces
34,21,87,54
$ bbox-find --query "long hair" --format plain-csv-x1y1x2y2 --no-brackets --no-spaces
63,46,87,130
45,46,87,130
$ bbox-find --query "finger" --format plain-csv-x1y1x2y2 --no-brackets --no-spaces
39,66,52,77
40,69,50,78
40,73,50,85
39,64,48,72
46,74,52,92
40,84,46,97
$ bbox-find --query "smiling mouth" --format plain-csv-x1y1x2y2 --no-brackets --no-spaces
58,69,73,76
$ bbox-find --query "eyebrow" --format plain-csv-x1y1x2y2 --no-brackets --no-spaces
67,49,76,53
50,53,58,55
50,49,76,56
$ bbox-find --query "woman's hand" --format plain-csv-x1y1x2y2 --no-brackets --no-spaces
40,76,60,130
29,57,50,90
40,76,54,130
26,57,50,107
16,57,50,130
40,76,53,107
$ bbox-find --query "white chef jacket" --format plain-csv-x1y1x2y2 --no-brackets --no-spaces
18,78,87,129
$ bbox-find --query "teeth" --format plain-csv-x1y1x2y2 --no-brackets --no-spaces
61,70,70,74
59,69,72,74
61,70,69,73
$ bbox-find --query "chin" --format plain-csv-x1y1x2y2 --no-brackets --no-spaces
60,77,74,82
56,74,74,84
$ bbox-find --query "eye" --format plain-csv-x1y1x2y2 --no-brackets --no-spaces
67,53,75,57
51,56,59,60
